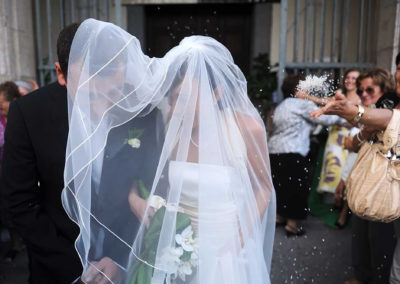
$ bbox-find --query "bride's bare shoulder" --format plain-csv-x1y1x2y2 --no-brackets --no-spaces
235,112,265,136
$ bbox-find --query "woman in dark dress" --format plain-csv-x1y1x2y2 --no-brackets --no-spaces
269,76,343,236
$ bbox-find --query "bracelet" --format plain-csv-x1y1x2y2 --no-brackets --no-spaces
352,104,365,123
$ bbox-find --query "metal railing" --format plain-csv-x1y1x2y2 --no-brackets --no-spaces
278,0,376,99
34,0,122,86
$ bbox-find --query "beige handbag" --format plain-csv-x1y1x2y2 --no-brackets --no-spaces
346,109,400,223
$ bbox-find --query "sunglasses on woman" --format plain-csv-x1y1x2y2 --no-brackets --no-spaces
356,87,375,96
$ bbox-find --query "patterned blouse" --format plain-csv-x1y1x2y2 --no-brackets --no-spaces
268,98,343,157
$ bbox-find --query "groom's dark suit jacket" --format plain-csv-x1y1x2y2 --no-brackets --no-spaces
91,108,164,266
1,82,82,283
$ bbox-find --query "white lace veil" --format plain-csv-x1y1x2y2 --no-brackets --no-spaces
62,18,276,284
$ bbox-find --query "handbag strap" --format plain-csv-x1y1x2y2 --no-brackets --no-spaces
381,109,400,153
388,162,400,181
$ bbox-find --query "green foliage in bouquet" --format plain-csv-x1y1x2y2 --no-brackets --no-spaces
128,181,192,284
128,207,191,284
138,179,150,200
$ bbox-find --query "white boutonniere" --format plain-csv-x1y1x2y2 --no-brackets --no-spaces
128,138,141,148
124,128,144,149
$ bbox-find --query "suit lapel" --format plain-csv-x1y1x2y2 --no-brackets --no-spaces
50,83,68,132
106,126,129,159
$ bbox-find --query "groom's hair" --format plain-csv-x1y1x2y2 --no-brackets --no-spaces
57,22,81,78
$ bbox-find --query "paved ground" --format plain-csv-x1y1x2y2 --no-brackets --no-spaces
0,237,28,283
0,215,352,284
271,215,352,284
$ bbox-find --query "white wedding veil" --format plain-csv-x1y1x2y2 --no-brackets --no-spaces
62,19,276,284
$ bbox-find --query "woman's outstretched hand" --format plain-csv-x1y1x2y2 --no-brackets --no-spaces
310,93,358,120
295,89,332,106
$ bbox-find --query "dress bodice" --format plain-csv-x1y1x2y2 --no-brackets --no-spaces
167,161,268,284
169,161,242,203
168,161,242,234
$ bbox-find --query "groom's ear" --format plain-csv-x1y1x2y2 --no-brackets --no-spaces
55,62,67,86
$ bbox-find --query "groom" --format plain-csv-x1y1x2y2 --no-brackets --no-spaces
82,106,164,283
1,23,82,283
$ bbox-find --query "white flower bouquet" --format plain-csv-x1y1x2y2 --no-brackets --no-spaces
128,182,198,284
161,225,198,282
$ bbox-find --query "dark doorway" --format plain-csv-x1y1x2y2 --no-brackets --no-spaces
144,4,253,74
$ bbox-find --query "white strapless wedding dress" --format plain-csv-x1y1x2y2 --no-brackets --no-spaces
168,160,270,284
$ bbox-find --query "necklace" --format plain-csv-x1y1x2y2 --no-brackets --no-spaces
190,136,199,147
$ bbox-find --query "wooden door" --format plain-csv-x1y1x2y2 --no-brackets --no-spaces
145,4,253,74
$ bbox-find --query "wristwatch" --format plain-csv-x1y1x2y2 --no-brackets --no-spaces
352,104,365,123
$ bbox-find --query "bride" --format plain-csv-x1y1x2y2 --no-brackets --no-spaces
62,19,276,284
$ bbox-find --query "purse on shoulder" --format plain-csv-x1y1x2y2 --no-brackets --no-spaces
346,109,400,222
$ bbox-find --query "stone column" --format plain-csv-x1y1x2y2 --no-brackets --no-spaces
0,0,36,83
375,0,399,71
